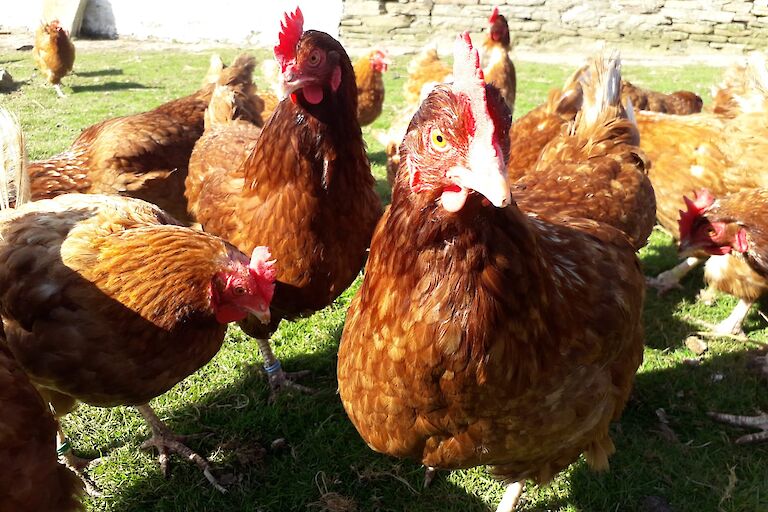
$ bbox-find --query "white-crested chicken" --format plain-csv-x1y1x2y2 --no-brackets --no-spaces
337,37,645,511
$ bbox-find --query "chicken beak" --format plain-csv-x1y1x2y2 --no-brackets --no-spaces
446,151,511,209
248,307,271,325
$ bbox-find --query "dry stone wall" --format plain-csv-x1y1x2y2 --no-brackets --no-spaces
340,0,768,52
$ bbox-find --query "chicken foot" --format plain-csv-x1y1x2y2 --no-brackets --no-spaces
135,404,227,493
708,410,768,444
255,337,314,402
423,466,437,488
56,426,102,497
646,256,704,294
496,481,525,512
695,298,754,337
53,83,66,98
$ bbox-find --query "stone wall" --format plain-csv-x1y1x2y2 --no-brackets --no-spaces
340,0,768,53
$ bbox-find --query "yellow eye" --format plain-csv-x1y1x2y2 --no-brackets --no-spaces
430,129,448,151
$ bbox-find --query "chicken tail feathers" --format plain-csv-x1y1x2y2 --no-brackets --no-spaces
0,107,30,210
578,51,622,130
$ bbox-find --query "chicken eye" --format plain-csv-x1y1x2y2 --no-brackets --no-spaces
233,286,246,296
430,129,449,151
307,50,324,67
707,227,716,237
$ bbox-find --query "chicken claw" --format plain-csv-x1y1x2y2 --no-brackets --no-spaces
708,411,768,444
136,404,227,493
423,466,437,488
496,481,525,512
56,429,102,497
646,257,703,295
256,338,314,402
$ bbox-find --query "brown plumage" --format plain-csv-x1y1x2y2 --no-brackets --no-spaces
621,79,703,115
403,45,452,108
33,19,75,97
513,55,655,250
186,9,382,393
338,38,645,510
354,49,389,126
0,341,83,512
26,54,263,223
710,53,768,119
481,8,516,115
506,64,585,182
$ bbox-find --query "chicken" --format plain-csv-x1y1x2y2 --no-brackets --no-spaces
0,107,276,492
337,35,645,512
506,63,585,182
403,44,452,108
481,7,516,115
677,187,768,442
710,52,768,118
0,341,83,512
638,108,768,292
33,19,75,98
677,188,768,336
620,79,703,115
354,49,390,126
26,54,264,223
186,8,382,397
512,55,654,250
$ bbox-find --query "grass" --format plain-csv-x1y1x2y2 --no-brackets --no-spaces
2,43,768,512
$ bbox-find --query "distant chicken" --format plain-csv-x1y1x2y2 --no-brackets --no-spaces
26,55,263,223
338,37,645,512
481,7,516,115
506,63,585,182
354,49,390,126
33,19,75,97
711,52,768,118
677,187,768,442
403,44,452,108
513,54,655,250
186,8,382,397
621,79,703,115
0,108,276,492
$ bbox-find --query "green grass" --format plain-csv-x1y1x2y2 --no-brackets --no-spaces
2,45,767,511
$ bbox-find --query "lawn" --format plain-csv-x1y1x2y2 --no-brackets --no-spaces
1,42,767,512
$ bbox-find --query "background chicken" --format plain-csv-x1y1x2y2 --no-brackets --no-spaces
513,54,655,250
354,49,390,126
620,79,703,114
710,52,768,118
403,44,452,108
505,64,585,182
186,8,382,397
32,19,75,98
338,36,646,511
481,7,516,115
0,106,276,492
26,54,263,223
676,187,768,441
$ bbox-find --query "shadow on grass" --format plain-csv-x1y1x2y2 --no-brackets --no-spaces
83,327,491,512
561,348,768,512
75,68,124,78
71,82,150,93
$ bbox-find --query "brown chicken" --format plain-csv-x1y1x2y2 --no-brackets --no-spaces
186,8,382,397
33,19,75,98
0,342,83,512
639,108,768,292
711,53,768,118
26,54,263,223
403,44,452,108
513,54,655,250
620,79,703,115
0,107,276,491
481,7,516,115
354,49,390,126
337,35,645,511
505,64,585,182
677,187,768,442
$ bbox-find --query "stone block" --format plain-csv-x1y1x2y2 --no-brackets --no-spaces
507,20,542,31
670,22,714,34
343,1,384,16
385,2,432,15
662,30,691,39
689,33,729,42
540,22,578,35
723,2,754,14
433,0,479,4
714,22,750,35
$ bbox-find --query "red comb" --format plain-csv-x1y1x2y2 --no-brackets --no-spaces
678,189,716,238
489,6,499,24
274,7,304,72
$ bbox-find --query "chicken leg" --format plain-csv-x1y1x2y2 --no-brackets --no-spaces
56,426,102,496
255,337,313,402
708,410,768,444
135,404,226,493
496,481,525,512
646,256,704,294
